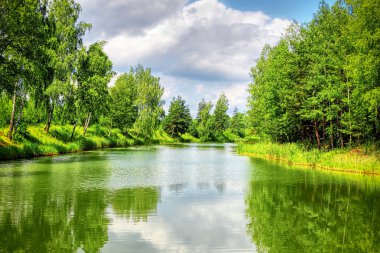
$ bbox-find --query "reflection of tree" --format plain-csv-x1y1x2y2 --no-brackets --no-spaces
72,190,109,252
245,160,380,252
111,187,160,222
0,182,161,252
0,164,110,252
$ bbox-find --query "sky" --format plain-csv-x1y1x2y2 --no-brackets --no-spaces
77,0,335,116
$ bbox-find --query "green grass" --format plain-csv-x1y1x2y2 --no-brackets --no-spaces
152,130,176,144
179,133,201,143
238,141,380,175
0,124,135,160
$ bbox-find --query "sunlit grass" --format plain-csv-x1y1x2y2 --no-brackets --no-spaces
180,133,200,143
238,142,380,174
0,124,135,160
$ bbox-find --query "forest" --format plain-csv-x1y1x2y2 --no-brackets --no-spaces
248,0,380,149
0,0,246,159
0,0,379,165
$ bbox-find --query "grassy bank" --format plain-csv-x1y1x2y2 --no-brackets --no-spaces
238,142,380,175
0,125,176,160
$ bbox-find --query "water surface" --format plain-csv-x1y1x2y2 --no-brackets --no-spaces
0,144,379,252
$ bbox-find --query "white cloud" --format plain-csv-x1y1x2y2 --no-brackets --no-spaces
78,0,291,114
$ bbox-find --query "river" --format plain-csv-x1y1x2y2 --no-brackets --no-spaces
0,143,379,252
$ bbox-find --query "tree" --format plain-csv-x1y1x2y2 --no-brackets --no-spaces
195,99,213,141
248,36,300,143
163,96,192,137
212,93,229,141
43,0,90,133
0,0,50,139
246,1,380,148
132,66,164,141
229,107,245,137
345,0,380,142
76,42,113,136
109,71,138,133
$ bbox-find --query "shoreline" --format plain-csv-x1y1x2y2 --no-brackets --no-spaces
0,125,176,161
240,152,380,176
238,142,380,177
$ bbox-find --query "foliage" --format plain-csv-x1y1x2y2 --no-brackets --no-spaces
132,66,164,142
163,96,192,137
229,107,245,137
76,41,114,135
109,71,138,133
194,99,213,141
212,93,229,141
248,0,380,148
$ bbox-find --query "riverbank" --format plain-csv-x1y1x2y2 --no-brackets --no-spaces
0,125,176,160
237,142,380,175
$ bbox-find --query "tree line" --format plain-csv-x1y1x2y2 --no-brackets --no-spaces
0,0,246,143
248,0,380,149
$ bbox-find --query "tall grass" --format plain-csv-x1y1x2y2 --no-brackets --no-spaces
0,125,135,160
238,142,380,174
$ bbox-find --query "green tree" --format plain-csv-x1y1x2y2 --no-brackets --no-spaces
76,42,113,136
109,71,138,133
163,96,192,137
195,99,213,141
247,1,380,148
43,0,90,133
248,36,300,143
345,0,380,143
229,107,245,137
212,93,229,141
0,0,49,139
132,66,164,142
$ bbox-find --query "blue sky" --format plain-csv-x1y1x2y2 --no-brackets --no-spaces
78,0,337,115
220,0,336,22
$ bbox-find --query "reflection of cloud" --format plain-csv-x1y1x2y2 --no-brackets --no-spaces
104,192,256,252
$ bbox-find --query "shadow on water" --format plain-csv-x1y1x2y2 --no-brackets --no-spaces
245,158,380,252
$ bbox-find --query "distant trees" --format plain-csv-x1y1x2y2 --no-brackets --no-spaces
248,0,380,148
183,94,242,142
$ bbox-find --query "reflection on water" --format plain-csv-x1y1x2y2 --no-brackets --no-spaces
112,187,160,222
245,158,380,253
0,144,379,252
0,144,253,252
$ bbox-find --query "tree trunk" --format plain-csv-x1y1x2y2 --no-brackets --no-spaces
8,84,17,140
14,94,26,134
314,121,321,149
45,99,54,133
70,120,77,141
83,112,92,136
